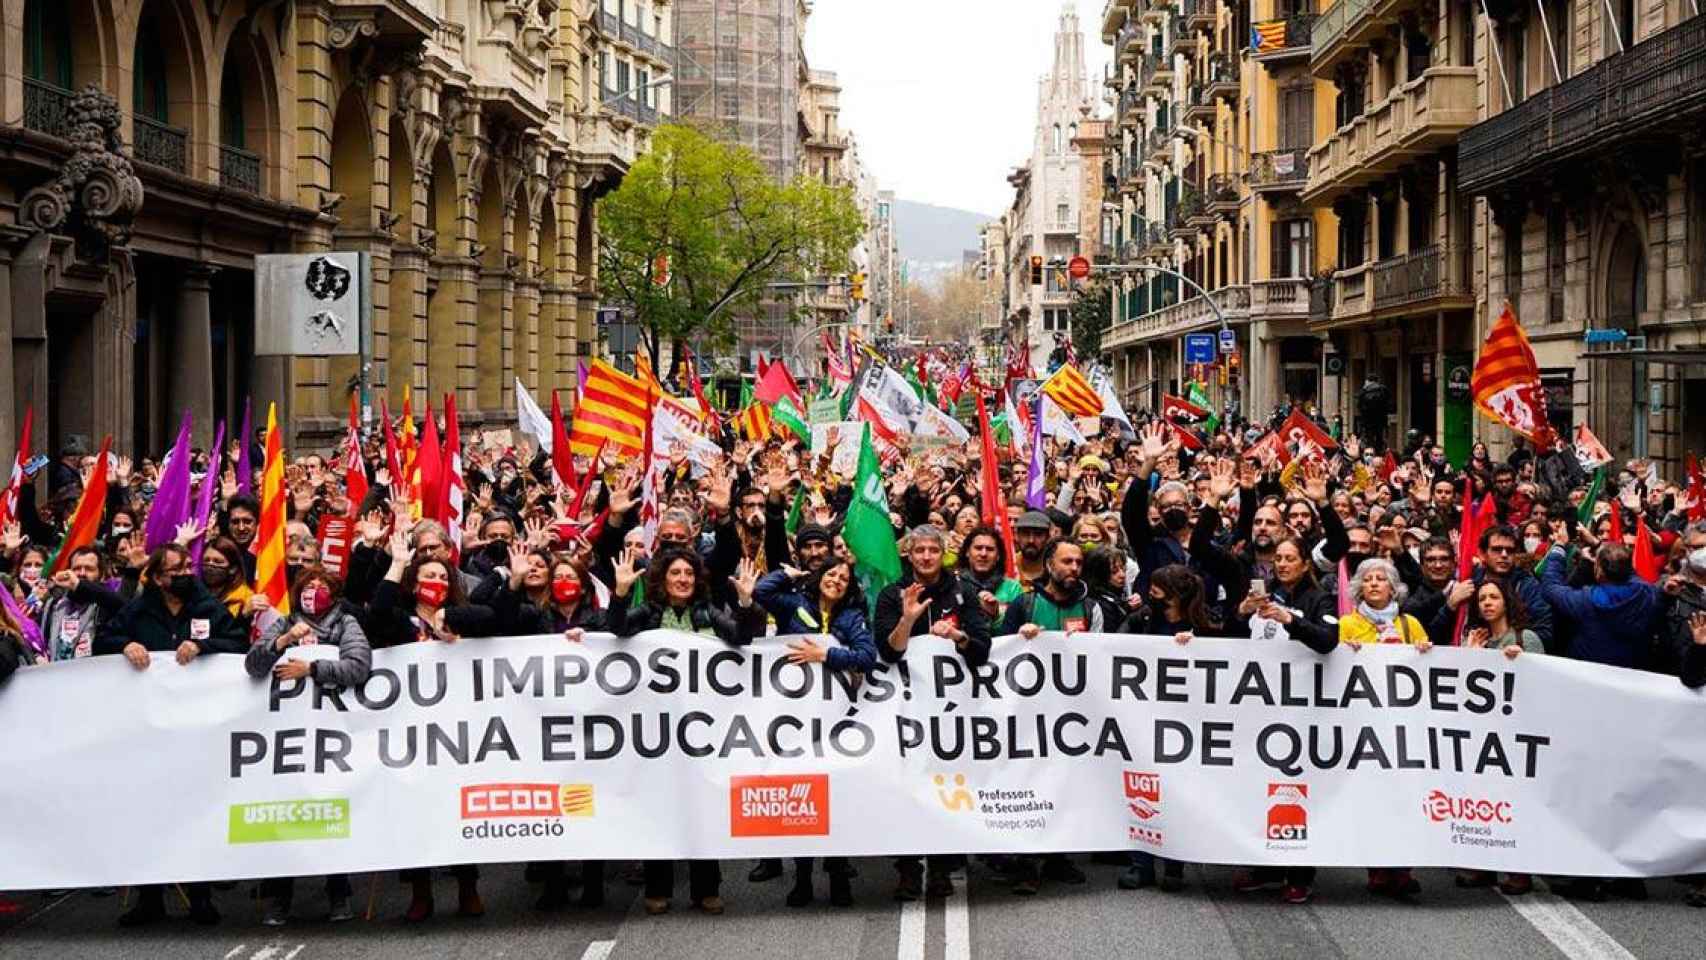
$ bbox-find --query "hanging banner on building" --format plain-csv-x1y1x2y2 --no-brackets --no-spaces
2,634,1705,888
254,252,366,356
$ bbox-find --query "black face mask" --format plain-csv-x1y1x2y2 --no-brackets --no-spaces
1342,552,1372,576
1161,508,1190,532
201,566,232,591
167,574,199,600
485,541,511,565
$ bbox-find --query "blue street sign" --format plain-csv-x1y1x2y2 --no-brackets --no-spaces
1218,328,1237,354
1184,333,1217,365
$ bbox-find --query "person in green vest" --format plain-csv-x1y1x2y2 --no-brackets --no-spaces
1002,539,1104,637
955,526,1023,621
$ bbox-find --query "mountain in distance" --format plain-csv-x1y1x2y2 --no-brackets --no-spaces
892,198,994,277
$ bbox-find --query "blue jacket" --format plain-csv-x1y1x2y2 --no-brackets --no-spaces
1538,547,1660,668
754,571,878,674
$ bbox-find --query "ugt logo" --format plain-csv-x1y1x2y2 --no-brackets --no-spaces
1123,771,1161,821
1266,783,1308,842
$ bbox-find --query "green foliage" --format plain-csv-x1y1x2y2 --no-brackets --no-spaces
597,123,865,365
1069,279,1114,362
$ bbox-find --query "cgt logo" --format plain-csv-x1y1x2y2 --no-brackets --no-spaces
460,783,595,820
1123,771,1161,821
1266,783,1308,842
730,774,830,837
1424,790,1513,825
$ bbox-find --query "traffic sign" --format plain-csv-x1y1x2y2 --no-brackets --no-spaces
1068,256,1091,280
1184,333,1216,365
1218,328,1236,354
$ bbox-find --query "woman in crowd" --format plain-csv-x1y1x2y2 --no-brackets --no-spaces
1236,536,1339,655
200,537,254,623
610,546,762,916
491,546,605,637
244,566,371,926
753,556,876,908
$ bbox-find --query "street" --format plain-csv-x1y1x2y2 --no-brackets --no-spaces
2,860,1700,960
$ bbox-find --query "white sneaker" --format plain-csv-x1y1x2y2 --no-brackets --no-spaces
261,901,288,927
327,896,354,923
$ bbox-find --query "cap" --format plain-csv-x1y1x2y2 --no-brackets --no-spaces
794,523,832,549
1014,510,1053,532
59,434,91,457
1077,455,1109,473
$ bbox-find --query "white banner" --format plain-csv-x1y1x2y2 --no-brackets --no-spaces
3,634,1705,888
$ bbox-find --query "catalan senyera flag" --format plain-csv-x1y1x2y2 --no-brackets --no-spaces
1472,303,1554,446
44,434,111,576
1040,363,1104,417
569,359,650,456
255,404,289,613
634,350,665,399
1251,20,1288,53
734,379,774,442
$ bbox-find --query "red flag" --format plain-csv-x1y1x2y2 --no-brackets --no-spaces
1686,454,1706,523
1608,494,1625,545
681,345,720,430
1377,451,1399,483
379,397,403,496
1450,482,1481,646
342,394,368,517
1241,430,1293,467
418,401,443,525
550,390,575,491
1164,417,1206,452
0,405,32,532
440,394,465,560
1633,515,1663,582
975,392,1018,579
755,356,804,409
568,439,608,520
1279,407,1338,451
1161,393,1211,423
1472,303,1555,447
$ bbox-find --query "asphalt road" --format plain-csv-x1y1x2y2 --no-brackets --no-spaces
2,860,1701,959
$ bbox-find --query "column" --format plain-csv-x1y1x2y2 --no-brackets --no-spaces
172,264,219,448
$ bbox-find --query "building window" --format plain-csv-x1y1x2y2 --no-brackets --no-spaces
1279,87,1312,151
23,1,73,88
220,65,243,148
1052,124,1062,154
1548,1,1571,82
1271,219,1312,278
616,60,631,93
1547,204,1566,321
637,68,650,103
1692,159,1706,301
1502,21,1526,107
1610,0,1636,51
133,15,168,121
1504,220,1523,307
1057,203,1071,229
599,51,610,89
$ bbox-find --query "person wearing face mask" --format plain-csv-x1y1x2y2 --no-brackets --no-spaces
39,546,126,661
11,544,51,619
200,537,254,623
244,566,370,926
94,543,245,927
1121,423,1233,614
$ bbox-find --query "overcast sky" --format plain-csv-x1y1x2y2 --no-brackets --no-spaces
803,0,1112,219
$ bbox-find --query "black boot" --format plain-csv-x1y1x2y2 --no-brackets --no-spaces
117,888,165,928
829,870,853,907
748,859,784,883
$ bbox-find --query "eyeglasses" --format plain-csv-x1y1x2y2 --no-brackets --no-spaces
1485,545,1516,555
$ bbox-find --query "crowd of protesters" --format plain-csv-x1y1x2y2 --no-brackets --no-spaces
3,390,1706,926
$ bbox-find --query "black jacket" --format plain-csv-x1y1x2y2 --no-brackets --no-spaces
491,581,608,635
873,570,992,666
93,582,248,656
362,579,499,648
1657,583,1706,678
1242,577,1339,654
707,505,791,605
606,592,760,645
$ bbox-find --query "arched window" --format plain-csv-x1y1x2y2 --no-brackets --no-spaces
134,15,168,121
23,0,73,89
1069,123,1079,152
220,65,244,148
1052,124,1062,153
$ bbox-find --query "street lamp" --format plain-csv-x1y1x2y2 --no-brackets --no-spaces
597,76,674,110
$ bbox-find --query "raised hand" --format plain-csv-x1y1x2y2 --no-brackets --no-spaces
608,468,641,516
1300,458,1330,505
1690,612,1706,647
357,509,388,546
611,545,640,596
388,526,414,568
730,557,760,606
1,521,21,553
1238,457,1260,491
1205,458,1237,507
172,520,205,548
900,581,929,621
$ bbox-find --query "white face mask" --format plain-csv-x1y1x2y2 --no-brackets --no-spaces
1524,537,1543,555
1687,546,1706,578
1407,545,1421,563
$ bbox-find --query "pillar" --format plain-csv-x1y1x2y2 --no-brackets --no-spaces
172,265,219,448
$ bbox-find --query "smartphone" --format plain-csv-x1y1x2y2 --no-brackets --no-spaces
1248,579,1267,599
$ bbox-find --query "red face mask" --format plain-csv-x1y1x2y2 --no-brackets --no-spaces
415,579,449,609
300,584,332,617
551,577,582,605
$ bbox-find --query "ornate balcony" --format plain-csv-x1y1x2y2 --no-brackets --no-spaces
1164,16,1191,60
1253,14,1317,65
22,78,74,139
1180,0,1216,32
1248,148,1309,193
1303,66,1475,204
1250,278,1313,320
219,144,262,193
1204,52,1238,101
1116,25,1143,64
1317,245,1470,328
1207,173,1239,213
1182,183,1214,227
133,115,188,173
1459,14,1706,196
1104,283,1251,351
1118,87,1141,127
1182,81,1213,123
1311,0,1374,74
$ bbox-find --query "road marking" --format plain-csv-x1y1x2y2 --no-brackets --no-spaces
944,870,970,960
896,897,925,960
223,948,246,960
579,940,616,960
282,946,304,960
1501,891,1637,960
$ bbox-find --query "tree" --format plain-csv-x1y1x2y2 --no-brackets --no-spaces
906,270,985,345
597,123,865,371
1068,278,1114,363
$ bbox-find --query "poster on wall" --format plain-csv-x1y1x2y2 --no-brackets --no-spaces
254,252,366,356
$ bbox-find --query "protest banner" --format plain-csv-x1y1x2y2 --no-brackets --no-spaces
2,633,1704,888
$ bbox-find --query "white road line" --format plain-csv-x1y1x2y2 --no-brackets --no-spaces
223,947,247,960
1501,891,1638,960
282,946,305,960
896,897,926,960
248,942,294,960
578,940,616,960
944,871,970,960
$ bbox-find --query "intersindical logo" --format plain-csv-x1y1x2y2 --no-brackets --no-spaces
227,799,350,844
729,774,830,837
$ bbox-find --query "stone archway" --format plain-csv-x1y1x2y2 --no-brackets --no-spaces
1597,222,1647,459
216,27,279,195
130,0,209,175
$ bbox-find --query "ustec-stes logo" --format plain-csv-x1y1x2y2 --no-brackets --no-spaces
730,774,830,837
1266,783,1308,843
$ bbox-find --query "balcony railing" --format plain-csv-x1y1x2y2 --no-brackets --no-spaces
1251,278,1313,318
597,10,621,39
219,143,261,193
1249,148,1309,189
1309,66,1476,200
22,77,74,139
1180,0,1216,31
1118,87,1141,124
1371,245,1466,311
1182,81,1211,120
1459,14,1706,195
1204,51,1238,99
1104,283,1251,350
134,115,188,173
1180,183,1211,225
1207,172,1239,211
1164,16,1189,59
1115,25,1141,64
1311,0,1373,65
1253,14,1317,60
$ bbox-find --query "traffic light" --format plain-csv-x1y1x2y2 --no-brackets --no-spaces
1030,255,1044,286
850,272,866,301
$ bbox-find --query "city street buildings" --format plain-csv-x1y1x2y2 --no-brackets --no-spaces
0,0,673,458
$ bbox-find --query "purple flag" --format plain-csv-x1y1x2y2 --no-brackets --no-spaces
236,397,253,497
190,419,225,573
1025,395,1047,510
576,360,589,405
143,410,194,554
1,580,45,659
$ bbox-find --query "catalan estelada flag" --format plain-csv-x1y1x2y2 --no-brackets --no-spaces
1471,303,1554,446
255,403,289,612
45,434,111,576
1040,363,1104,417
1251,20,1289,53
569,359,650,456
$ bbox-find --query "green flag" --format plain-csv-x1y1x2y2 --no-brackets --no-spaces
1189,381,1219,433
1578,467,1603,525
785,485,806,538
773,395,810,443
843,423,902,607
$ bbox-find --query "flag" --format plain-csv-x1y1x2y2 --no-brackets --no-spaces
634,350,665,399
379,397,404,496
824,331,853,388
786,485,806,539
1573,423,1613,470
1608,491,1625,545
568,439,607,520
1095,378,1134,440
915,400,972,446
569,359,650,456
419,401,443,524
680,345,719,430
1004,388,1029,460
342,393,368,516
734,379,774,442
1026,397,1047,509
772,395,810,443
1243,430,1294,467
1687,457,1706,523
400,388,420,517
0,405,32,533
652,401,723,471
255,405,289,613
1039,394,1088,445
576,360,590,405
853,392,905,450
1164,417,1207,452
0,572,45,658
755,356,804,409
976,392,1019,580
1449,483,1486,645
1633,515,1663,583
143,411,194,555
1377,451,1399,483
1472,303,1554,446
1188,381,1220,433
45,435,111,576
515,377,554,453
1040,363,1103,417
1578,468,1603,525
189,419,225,573
236,398,253,497
440,394,465,561
1251,20,1287,52
550,391,575,491
1279,407,1338,452
843,423,902,607
1161,392,1211,424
